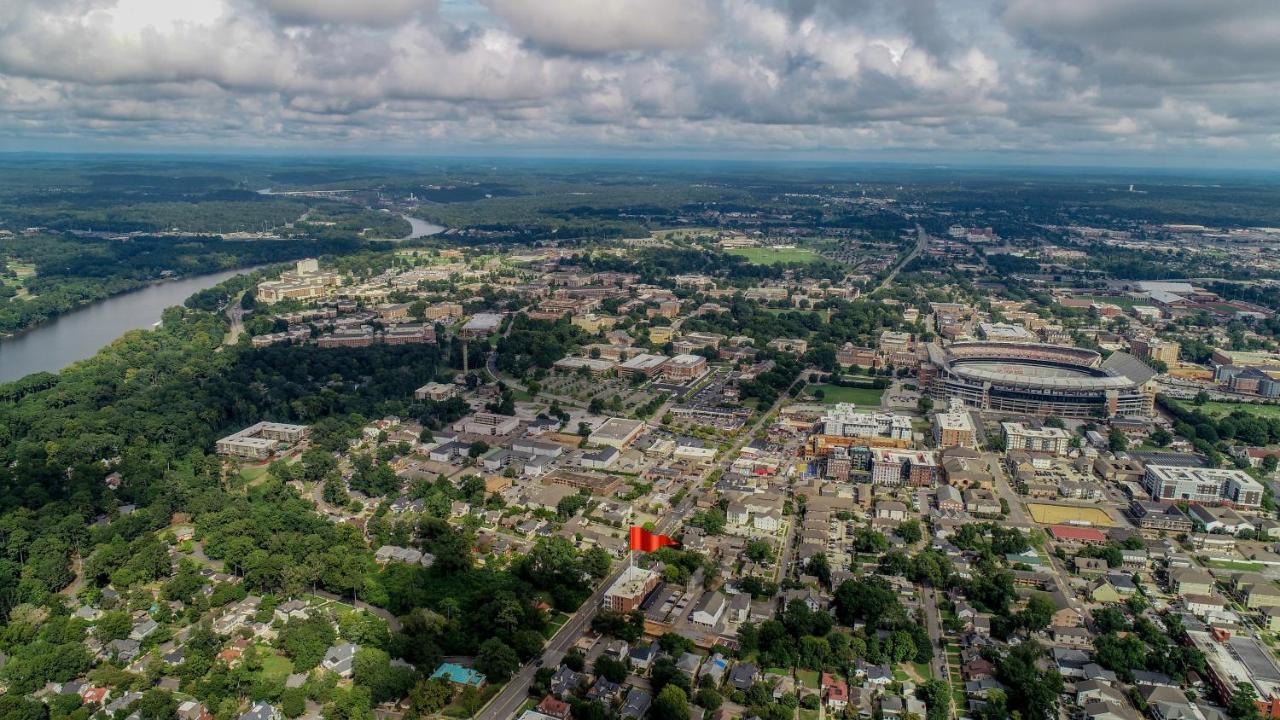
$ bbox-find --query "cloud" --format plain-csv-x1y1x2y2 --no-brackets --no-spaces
479,0,716,53
0,0,1276,162
256,0,437,27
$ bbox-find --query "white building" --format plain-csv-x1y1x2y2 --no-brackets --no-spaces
1001,422,1072,455
821,404,912,440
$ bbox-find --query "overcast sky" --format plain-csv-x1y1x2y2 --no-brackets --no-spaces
2,0,1279,166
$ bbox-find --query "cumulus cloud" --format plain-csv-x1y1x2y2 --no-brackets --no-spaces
256,0,437,27
0,0,1276,161
479,0,716,53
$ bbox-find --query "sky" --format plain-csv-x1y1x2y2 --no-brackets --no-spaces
2,0,1279,166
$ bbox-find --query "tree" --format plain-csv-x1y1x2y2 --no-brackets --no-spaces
917,396,934,414
997,641,1062,720
95,610,132,642
1108,428,1129,453
1150,426,1173,447
695,688,723,711
1228,682,1262,720
594,655,628,683
895,519,923,544
138,690,178,720
281,688,308,718
409,678,454,715
653,685,691,720
475,639,520,683
745,540,773,563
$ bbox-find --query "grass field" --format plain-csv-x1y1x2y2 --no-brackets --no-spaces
796,669,820,688
1206,559,1265,572
258,652,293,681
1027,503,1116,526
1193,401,1280,419
729,247,824,265
807,384,884,407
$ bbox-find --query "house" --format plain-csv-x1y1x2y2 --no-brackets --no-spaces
322,643,358,678
587,677,623,703
629,641,659,671
700,654,729,686
822,673,849,710
130,617,159,641
238,703,280,720
1170,567,1216,596
691,591,727,628
178,701,214,720
621,688,652,720
537,696,571,720
274,600,310,623
729,663,759,691
548,666,585,697
676,652,702,678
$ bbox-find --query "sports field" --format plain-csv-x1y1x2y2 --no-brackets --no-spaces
808,384,884,407
1027,503,1115,526
729,247,823,265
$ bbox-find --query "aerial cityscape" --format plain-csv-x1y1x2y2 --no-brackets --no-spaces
3,5,1280,720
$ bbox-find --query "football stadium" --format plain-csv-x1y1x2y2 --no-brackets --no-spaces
921,342,1156,419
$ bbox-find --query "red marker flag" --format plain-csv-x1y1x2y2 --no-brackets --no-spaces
629,526,677,552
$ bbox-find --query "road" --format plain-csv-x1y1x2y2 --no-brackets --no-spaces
873,224,928,294
477,370,810,720
920,588,953,718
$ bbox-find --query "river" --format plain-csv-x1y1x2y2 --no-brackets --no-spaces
401,214,444,240
0,267,255,384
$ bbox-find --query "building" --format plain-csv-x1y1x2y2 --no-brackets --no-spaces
215,422,309,459
663,354,709,381
1127,501,1193,534
602,566,660,612
592,418,647,448
1131,337,1179,365
458,413,521,436
460,313,503,338
256,259,342,304
922,342,1155,419
1002,421,1072,455
821,404,912,440
691,591,727,628
871,448,938,486
1049,525,1108,546
1143,464,1264,508
933,400,977,448
618,354,670,378
415,382,458,402
1188,628,1280,718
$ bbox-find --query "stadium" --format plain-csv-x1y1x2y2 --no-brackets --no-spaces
921,342,1155,419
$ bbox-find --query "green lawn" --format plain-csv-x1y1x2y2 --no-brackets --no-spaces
1195,401,1280,419
258,651,293,681
729,247,824,266
237,464,270,485
1206,559,1265,572
807,384,884,407
796,669,820,688
911,661,934,680
799,710,819,720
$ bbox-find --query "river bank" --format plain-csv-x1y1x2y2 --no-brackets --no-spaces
0,266,260,383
